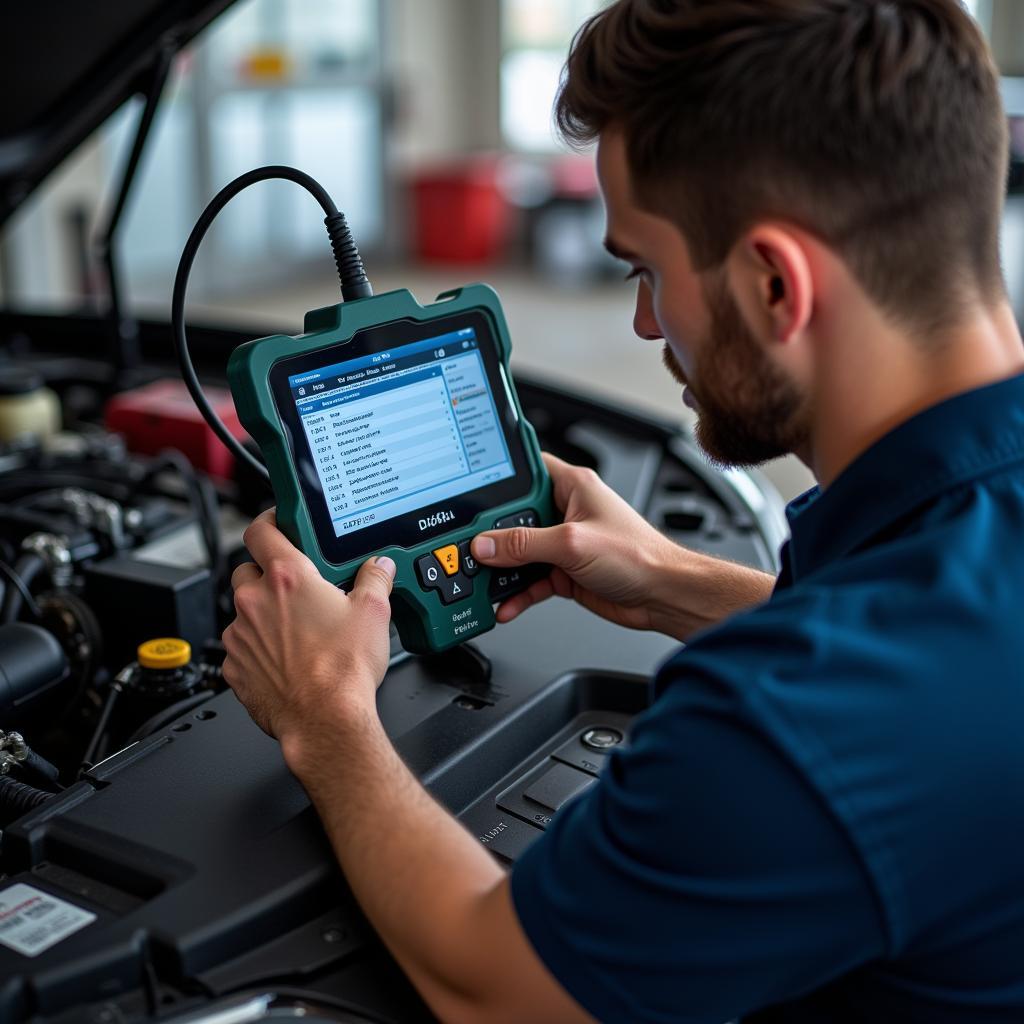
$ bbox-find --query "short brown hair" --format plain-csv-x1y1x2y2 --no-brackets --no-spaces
556,0,1009,330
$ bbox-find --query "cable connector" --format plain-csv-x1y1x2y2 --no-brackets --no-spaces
0,731,61,789
325,212,373,301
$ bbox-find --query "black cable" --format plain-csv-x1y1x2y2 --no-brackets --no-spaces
0,542,13,617
0,557,45,624
171,165,373,483
196,474,224,584
0,776,52,826
80,681,122,772
325,209,372,299
0,473,134,505
19,749,62,791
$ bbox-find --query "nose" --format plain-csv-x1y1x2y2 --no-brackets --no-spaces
632,279,663,341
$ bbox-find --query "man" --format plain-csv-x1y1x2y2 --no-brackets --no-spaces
222,1,1024,1020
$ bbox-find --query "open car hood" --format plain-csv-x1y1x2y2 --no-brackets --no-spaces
0,0,238,227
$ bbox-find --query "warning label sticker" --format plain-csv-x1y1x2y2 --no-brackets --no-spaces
0,883,96,957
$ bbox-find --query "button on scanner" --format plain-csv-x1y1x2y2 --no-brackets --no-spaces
433,544,459,576
458,540,479,576
494,508,539,531
436,572,472,604
415,553,442,590
417,552,474,605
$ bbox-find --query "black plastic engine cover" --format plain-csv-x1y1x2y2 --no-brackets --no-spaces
0,594,676,1022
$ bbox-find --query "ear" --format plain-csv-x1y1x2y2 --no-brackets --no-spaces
726,224,814,346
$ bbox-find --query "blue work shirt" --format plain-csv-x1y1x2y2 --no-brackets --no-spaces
511,372,1024,1023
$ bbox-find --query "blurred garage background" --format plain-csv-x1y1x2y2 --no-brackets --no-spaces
1,0,1022,503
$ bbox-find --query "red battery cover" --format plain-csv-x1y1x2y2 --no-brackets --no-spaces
104,378,248,479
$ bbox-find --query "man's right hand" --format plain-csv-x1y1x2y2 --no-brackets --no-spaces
471,453,776,641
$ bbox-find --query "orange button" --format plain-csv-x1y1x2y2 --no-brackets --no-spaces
433,544,459,576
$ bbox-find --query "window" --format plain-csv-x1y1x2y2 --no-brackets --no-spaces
500,0,606,153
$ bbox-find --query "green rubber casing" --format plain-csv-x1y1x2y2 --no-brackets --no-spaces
227,284,556,655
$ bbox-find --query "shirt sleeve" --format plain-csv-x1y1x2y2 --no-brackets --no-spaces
510,666,886,1024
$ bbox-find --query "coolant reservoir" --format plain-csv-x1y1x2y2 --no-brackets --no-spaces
0,367,60,443
126,638,204,708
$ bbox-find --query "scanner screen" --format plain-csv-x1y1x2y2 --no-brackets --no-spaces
287,327,516,538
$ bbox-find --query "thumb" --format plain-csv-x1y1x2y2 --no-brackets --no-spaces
472,525,565,568
353,555,396,607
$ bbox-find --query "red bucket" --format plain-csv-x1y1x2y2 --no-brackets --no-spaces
411,160,510,265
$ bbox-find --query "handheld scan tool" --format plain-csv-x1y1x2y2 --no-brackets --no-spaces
230,286,555,653
173,167,556,654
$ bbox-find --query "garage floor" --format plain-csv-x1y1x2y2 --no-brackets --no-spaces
192,265,817,503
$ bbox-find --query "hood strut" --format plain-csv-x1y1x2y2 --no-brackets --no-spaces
94,43,174,390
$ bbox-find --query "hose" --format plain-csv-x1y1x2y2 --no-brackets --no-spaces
0,775,52,826
20,749,62,791
0,553,46,624
0,473,134,504
80,681,122,771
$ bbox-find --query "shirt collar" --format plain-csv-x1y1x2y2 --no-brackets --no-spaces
781,372,1024,581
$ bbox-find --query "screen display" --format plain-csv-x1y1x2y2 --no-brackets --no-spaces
286,327,516,538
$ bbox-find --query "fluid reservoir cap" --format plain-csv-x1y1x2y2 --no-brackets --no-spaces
137,638,191,670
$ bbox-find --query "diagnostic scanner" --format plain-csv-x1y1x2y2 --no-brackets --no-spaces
227,284,557,654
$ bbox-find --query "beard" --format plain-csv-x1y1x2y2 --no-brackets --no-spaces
663,278,809,468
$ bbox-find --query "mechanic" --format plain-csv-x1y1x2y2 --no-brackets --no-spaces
222,1,1024,1021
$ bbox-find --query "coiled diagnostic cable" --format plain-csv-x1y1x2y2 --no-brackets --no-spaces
171,166,372,481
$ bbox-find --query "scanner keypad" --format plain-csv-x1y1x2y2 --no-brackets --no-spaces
414,508,542,605
416,551,473,605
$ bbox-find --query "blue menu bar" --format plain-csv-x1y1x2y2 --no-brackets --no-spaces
295,365,439,418
288,327,477,389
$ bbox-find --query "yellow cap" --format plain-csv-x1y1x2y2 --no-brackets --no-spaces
137,638,191,670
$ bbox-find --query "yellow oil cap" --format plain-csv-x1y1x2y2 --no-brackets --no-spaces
137,638,191,670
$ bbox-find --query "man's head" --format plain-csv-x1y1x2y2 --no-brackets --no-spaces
557,0,1009,468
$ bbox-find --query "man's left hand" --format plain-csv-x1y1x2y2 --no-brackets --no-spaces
222,508,396,746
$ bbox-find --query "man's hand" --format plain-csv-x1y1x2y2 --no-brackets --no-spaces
473,452,776,641
222,511,593,1024
222,508,395,745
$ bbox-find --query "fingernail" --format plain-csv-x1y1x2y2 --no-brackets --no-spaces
473,536,496,559
375,556,396,579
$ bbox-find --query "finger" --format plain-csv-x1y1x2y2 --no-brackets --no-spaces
242,509,302,569
495,574,556,623
548,566,575,600
541,451,581,511
231,561,262,590
352,555,397,608
540,451,572,473
472,522,577,569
